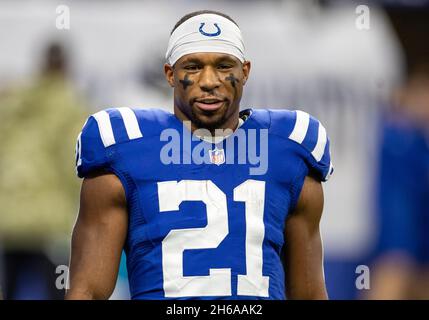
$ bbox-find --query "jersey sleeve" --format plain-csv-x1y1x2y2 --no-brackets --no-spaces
287,110,333,182
75,114,112,178
270,109,334,182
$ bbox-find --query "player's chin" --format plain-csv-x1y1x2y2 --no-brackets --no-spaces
191,102,229,129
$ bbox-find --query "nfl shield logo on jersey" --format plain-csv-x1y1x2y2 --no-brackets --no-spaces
209,147,225,165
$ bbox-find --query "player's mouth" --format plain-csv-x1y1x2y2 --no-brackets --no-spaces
194,98,225,112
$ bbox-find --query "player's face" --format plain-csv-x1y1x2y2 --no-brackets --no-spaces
164,52,251,131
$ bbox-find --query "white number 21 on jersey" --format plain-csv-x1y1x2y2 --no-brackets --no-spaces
157,179,269,298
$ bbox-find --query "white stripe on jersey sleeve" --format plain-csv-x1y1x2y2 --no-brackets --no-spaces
75,131,82,168
325,161,334,181
288,110,310,144
93,110,116,147
311,122,327,162
117,107,143,140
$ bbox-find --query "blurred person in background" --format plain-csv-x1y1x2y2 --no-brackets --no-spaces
368,6,429,300
0,42,88,299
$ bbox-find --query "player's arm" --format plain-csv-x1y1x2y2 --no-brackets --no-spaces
284,175,328,300
65,172,128,300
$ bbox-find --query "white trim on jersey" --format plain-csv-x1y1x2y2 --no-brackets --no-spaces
289,110,329,164
93,110,116,147
76,131,82,168
288,110,310,144
325,161,334,181
117,107,143,140
311,122,327,162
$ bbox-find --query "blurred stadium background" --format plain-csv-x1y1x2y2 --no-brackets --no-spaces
0,0,428,299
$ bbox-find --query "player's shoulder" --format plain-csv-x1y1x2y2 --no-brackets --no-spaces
267,109,327,150
76,107,173,178
260,108,333,182
80,107,173,147
265,108,315,137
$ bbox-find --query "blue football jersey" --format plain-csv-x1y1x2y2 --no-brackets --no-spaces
75,107,333,300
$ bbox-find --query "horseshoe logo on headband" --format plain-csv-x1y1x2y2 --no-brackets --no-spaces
199,23,221,37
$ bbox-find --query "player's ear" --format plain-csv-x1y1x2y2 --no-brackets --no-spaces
242,60,251,86
164,63,175,87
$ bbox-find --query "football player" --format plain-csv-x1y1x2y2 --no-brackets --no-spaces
66,10,333,300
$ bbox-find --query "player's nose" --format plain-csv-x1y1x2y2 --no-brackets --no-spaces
199,66,221,92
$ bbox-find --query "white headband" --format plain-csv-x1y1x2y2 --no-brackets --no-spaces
165,13,246,66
